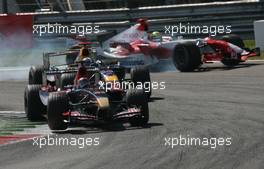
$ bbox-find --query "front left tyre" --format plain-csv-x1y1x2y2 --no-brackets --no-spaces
130,66,151,99
47,92,69,130
28,65,44,84
126,89,149,126
220,34,245,66
24,85,45,121
221,34,245,49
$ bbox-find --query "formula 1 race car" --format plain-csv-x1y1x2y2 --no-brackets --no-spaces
27,50,151,96
65,41,98,65
65,31,116,65
173,35,260,72
24,51,151,130
46,84,149,130
96,19,260,72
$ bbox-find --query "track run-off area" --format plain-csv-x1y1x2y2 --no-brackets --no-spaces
0,61,264,169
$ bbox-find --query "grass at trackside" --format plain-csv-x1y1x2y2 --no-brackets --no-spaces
244,40,264,60
0,116,45,136
244,40,256,49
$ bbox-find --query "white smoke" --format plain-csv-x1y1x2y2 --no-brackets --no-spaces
150,59,177,72
0,66,29,81
0,37,66,81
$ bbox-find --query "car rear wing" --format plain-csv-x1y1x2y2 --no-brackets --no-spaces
43,51,79,70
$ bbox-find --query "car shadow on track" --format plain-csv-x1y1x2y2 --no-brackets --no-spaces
52,96,164,135
149,97,165,102
53,122,164,135
195,62,263,72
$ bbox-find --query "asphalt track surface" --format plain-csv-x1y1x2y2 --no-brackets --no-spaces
0,61,264,169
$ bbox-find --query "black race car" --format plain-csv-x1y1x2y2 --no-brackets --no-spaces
24,51,151,131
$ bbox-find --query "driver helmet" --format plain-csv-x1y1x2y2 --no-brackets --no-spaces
150,31,161,42
79,47,89,60
82,57,92,67
196,38,207,47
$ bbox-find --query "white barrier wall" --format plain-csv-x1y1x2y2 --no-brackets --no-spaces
254,20,264,51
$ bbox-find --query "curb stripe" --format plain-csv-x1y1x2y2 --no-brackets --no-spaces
0,134,41,145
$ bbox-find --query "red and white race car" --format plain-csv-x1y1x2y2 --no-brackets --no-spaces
96,19,260,72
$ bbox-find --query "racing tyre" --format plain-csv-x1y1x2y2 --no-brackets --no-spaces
221,34,245,48
47,92,68,130
220,34,244,66
173,42,202,72
130,66,151,99
126,89,149,126
24,85,45,121
28,65,44,84
60,73,76,89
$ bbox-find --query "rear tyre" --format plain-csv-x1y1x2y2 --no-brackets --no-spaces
60,73,76,89
173,42,202,72
126,89,149,126
130,66,151,99
28,65,44,84
47,92,68,130
220,34,244,67
24,85,45,121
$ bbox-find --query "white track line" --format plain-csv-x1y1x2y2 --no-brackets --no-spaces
0,111,25,114
0,67,29,71
247,60,264,62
